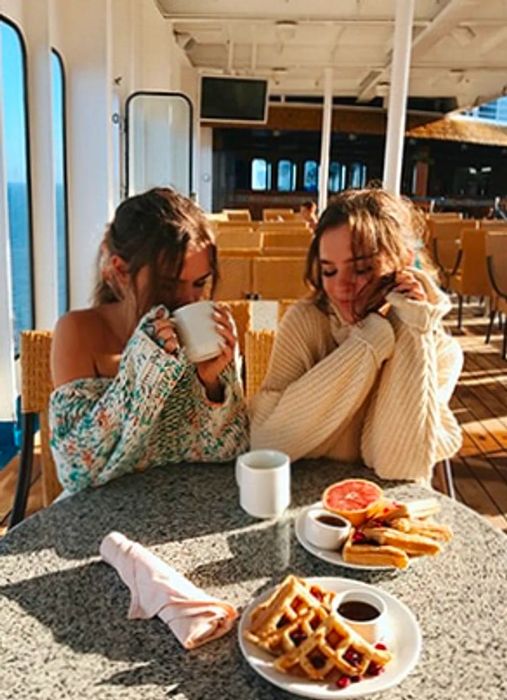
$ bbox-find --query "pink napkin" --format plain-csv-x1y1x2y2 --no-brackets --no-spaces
100,531,238,649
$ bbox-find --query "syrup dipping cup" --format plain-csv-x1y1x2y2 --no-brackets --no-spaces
304,507,351,550
334,589,388,645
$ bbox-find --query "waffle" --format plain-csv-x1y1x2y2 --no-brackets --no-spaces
362,524,442,556
246,575,334,650
389,516,453,542
342,530,410,569
249,605,329,655
274,612,392,681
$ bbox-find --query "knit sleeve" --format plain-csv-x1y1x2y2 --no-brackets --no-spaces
250,305,395,461
49,315,189,493
183,354,249,462
360,302,463,483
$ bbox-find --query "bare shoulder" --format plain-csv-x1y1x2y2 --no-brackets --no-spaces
51,309,103,387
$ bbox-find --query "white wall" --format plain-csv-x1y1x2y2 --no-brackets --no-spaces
1,0,198,315
49,0,198,308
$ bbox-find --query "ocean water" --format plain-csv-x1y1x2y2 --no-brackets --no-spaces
6,181,67,353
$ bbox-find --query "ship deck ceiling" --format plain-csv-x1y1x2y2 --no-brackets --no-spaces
155,0,507,111
1,299,506,536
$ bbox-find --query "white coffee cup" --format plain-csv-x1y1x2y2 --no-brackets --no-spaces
235,449,291,519
172,301,222,363
334,589,387,645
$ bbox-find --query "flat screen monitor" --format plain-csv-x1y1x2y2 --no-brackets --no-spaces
200,76,268,123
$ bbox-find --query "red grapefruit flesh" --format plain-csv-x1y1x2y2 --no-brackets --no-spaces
322,479,384,526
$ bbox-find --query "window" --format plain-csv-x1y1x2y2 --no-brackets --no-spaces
126,92,193,197
1,19,33,353
251,158,271,190
52,49,69,316
349,162,367,188
303,160,318,192
277,159,296,192
329,162,346,192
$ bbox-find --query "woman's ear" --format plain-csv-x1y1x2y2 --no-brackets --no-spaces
406,249,416,266
109,255,130,288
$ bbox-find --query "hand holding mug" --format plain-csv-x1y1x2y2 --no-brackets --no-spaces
195,304,237,395
153,318,180,355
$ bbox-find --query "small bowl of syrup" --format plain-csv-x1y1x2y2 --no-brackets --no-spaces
334,589,387,644
304,507,351,550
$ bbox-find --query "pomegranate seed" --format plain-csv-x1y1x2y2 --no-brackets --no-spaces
375,642,387,650
367,662,385,676
336,676,351,689
350,676,361,683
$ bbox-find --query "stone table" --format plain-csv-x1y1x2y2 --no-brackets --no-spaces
1,460,506,699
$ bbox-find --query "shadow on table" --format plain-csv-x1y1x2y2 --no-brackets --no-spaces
0,459,432,564
188,517,406,590
0,561,292,699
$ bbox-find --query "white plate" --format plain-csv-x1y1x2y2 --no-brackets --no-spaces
295,503,399,571
238,577,421,699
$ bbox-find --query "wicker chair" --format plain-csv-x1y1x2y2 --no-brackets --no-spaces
224,300,253,356
9,330,61,528
244,326,455,498
244,329,276,400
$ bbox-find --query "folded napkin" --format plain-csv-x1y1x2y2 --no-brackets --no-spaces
100,532,238,649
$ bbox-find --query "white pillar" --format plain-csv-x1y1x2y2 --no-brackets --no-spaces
199,126,213,212
24,2,58,329
318,67,333,213
0,29,17,421
382,0,415,195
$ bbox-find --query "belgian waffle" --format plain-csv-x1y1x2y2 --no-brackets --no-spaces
274,612,392,681
249,605,329,655
361,524,442,557
246,575,334,648
342,530,410,569
389,516,453,542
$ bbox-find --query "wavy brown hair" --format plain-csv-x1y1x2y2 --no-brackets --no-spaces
93,187,217,315
304,188,433,320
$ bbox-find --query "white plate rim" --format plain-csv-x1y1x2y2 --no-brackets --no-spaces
295,502,402,571
238,576,422,699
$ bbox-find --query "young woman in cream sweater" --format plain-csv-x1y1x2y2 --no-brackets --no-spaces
50,188,248,494
250,188,462,482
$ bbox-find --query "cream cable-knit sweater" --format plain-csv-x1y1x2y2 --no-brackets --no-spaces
250,268,463,482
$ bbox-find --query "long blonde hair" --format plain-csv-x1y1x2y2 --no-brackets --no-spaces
305,188,433,319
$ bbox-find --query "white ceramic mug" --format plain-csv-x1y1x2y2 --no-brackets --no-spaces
172,300,222,363
235,449,291,519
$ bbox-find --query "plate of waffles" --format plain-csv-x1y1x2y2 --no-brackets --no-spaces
238,575,422,699
295,504,397,571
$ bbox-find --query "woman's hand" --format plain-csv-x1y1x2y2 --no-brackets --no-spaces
152,307,180,354
392,270,427,301
196,304,237,402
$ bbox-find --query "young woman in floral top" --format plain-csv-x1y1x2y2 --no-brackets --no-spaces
50,188,248,494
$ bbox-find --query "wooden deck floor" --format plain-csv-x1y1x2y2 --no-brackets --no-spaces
1,300,506,536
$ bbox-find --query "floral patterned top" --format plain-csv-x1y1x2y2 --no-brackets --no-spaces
49,306,249,494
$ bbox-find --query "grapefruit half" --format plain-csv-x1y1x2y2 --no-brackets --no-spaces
322,479,384,526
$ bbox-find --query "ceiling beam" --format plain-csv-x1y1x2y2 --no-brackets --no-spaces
356,0,478,102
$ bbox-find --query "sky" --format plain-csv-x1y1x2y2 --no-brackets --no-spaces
1,20,64,185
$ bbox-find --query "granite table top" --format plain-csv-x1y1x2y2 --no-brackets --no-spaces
1,460,506,700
